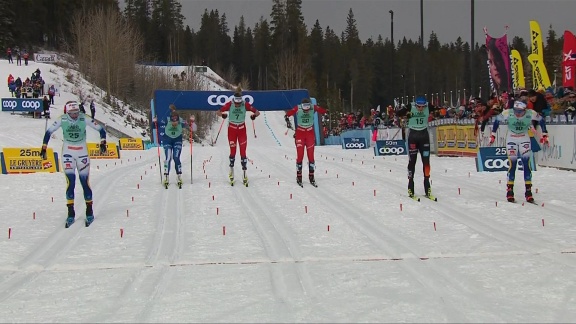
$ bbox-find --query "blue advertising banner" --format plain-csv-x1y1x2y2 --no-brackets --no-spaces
1,98,43,112
475,147,537,172
374,139,407,156
342,137,368,149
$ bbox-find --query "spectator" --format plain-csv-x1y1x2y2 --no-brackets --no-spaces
6,48,12,64
564,92,576,123
15,48,21,66
527,89,550,127
79,102,86,114
22,50,29,66
48,85,56,104
90,100,96,119
42,96,50,119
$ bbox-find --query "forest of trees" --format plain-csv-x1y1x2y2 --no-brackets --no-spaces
0,0,565,114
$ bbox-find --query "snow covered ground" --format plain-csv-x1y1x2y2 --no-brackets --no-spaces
2,59,576,323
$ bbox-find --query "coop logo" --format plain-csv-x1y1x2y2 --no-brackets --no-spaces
207,94,254,106
22,101,41,109
2,101,17,109
484,158,527,171
374,139,407,156
343,137,367,150
379,147,405,155
345,142,365,149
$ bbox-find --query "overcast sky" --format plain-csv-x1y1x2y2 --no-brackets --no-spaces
177,0,576,45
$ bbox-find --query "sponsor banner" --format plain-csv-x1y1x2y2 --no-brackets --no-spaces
118,138,145,150
534,125,576,170
562,30,576,89
87,143,120,159
1,98,43,112
1,148,59,174
436,125,478,157
34,53,59,63
374,139,407,156
476,147,536,172
510,49,525,89
342,137,368,150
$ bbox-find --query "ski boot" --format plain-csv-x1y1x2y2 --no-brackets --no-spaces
424,177,431,198
525,183,534,203
408,177,415,198
309,173,317,187
65,203,75,228
177,174,183,189
309,163,317,187
229,167,235,186
242,170,249,187
163,173,169,189
506,184,515,202
296,162,303,187
85,202,94,227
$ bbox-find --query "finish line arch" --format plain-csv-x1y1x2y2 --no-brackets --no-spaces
150,89,323,145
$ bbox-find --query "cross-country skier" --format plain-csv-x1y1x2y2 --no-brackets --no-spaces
155,104,189,188
396,96,436,199
489,100,548,203
284,98,327,186
40,101,107,227
216,87,260,186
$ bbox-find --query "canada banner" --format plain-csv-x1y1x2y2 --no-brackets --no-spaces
562,30,576,89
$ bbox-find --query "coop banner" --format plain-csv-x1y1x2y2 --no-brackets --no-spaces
1,98,43,112
476,147,536,172
1,147,59,174
119,138,145,150
87,143,120,159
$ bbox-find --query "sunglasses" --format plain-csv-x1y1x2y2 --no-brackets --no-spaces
569,96,576,99
170,115,179,121
233,96,243,103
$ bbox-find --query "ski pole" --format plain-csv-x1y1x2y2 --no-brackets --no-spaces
213,118,225,145
154,117,163,184
252,119,257,138
189,116,195,184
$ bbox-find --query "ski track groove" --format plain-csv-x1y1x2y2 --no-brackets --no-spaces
97,161,187,323
224,153,318,320
0,155,156,306
321,150,576,269
256,149,485,323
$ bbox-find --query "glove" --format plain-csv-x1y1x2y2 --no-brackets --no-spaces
489,133,496,145
540,134,549,145
250,114,256,120
406,112,413,118
40,144,47,160
99,140,107,154
221,113,227,119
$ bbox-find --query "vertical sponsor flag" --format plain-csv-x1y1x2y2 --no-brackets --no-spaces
484,27,512,94
510,49,525,89
529,21,551,89
562,30,576,89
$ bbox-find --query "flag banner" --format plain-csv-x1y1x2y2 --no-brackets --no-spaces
510,50,525,89
528,54,551,90
529,21,544,60
485,30,511,94
562,30,576,89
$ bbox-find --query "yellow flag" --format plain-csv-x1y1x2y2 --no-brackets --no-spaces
529,20,544,60
528,53,552,89
510,49,525,89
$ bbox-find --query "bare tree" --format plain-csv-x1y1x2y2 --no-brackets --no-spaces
274,49,308,89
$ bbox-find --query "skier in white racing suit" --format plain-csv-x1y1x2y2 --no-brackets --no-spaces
41,101,107,227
